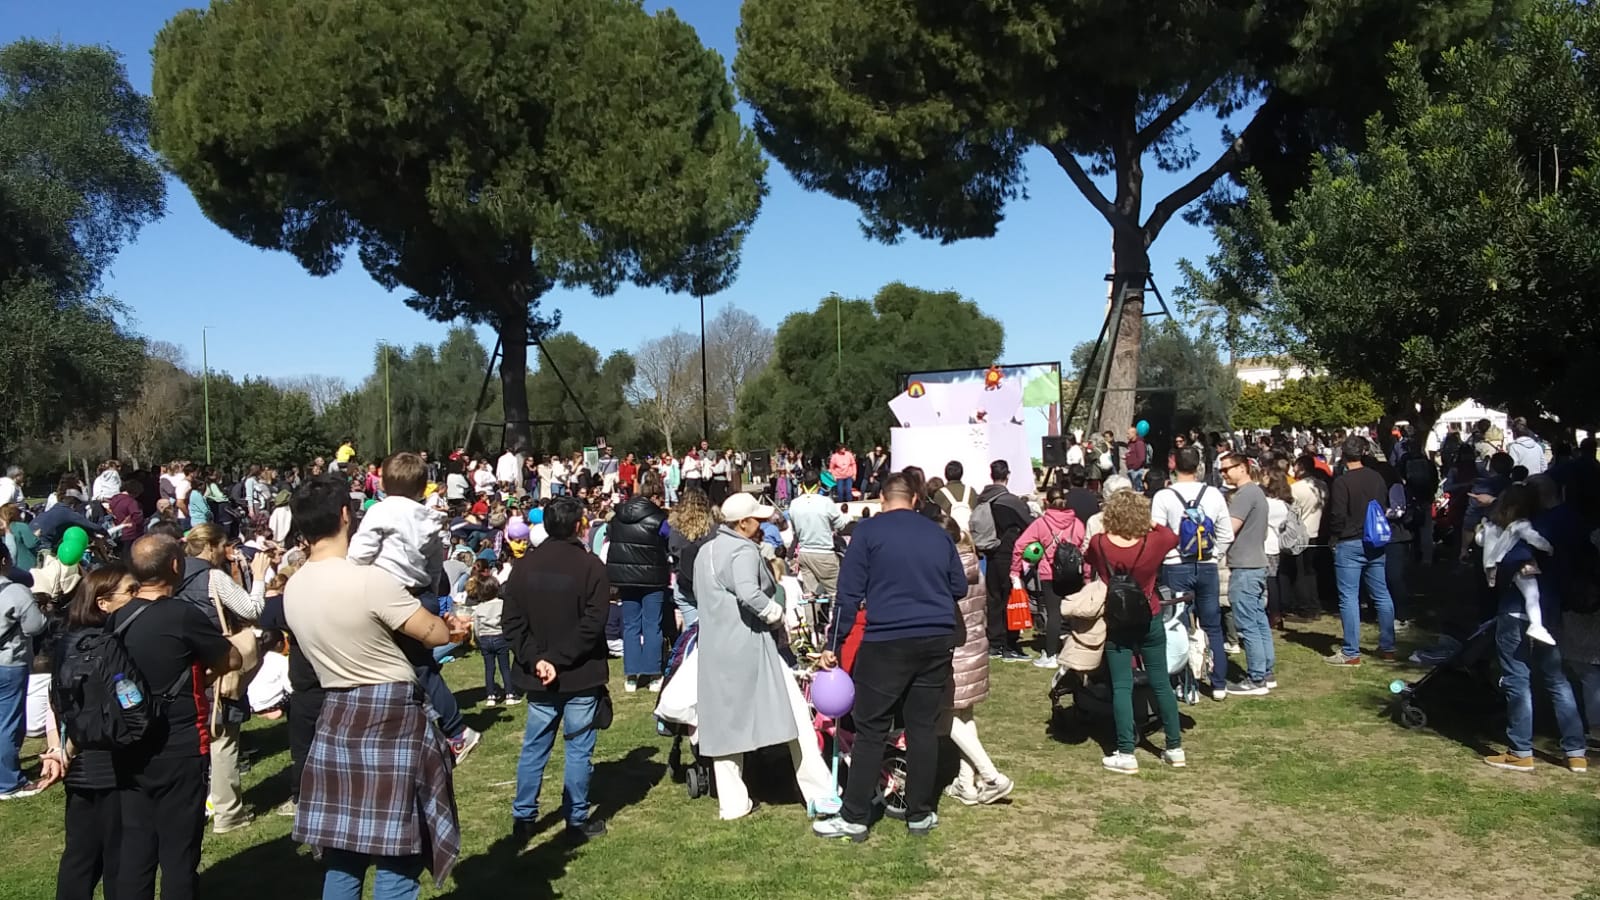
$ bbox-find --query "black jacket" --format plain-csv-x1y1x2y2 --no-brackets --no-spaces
503,537,611,695
605,496,670,591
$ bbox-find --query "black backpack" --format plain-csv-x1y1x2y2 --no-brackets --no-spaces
1093,536,1154,643
51,605,186,751
1049,532,1086,596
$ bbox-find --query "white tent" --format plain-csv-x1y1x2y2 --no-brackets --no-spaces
1425,398,1507,453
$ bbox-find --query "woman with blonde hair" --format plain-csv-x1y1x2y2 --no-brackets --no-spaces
1084,490,1184,774
942,517,1013,806
182,523,271,834
667,488,715,629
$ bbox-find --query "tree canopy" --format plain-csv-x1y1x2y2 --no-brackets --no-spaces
735,0,1521,435
735,282,1003,453
0,39,164,455
1182,0,1600,432
152,0,765,451
1232,377,1385,432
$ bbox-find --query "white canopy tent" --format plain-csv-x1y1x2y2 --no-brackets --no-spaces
1424,399,1507,453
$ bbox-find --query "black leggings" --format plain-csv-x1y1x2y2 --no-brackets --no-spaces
288,687,326,800
57,786,120,900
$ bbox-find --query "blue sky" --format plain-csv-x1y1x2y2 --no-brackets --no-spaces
4,0,1233,385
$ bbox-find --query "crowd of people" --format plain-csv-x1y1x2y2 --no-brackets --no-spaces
1,411,1599,896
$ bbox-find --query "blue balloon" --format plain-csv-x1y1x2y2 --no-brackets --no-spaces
1136,419,1150,438
526,508,544,525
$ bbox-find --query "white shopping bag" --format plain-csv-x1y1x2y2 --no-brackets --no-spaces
653,644,699,727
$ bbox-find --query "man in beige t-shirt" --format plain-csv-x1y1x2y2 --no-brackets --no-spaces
285,557,424,689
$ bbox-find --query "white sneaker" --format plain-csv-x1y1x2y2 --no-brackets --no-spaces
483,697,497,708
1031,652,1056,669
1101,752,1139,775
1224,641,1242,656
1264,678,1279,690
975,773,1014,804
648,678,663,693
624,677,638,693
1162,748,1187,768
944,782,981,806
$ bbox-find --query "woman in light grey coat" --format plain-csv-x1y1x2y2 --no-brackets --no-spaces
694,493,835,820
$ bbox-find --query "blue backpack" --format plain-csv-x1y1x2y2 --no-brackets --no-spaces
1168,486,1216,562
1363,499,1392,547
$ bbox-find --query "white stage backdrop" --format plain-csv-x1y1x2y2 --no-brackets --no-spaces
891,422,1036,499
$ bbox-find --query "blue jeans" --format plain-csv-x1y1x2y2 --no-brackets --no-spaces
0,664,26,792
1161,564,1225,691
1333,539,1394,658
552,483,567,497
835,477,853,502
414,664,465,739
512,693,599,826
619,588,665,677
479,634,513,697
1229,567,1274,683
1128,468,1147,493
321,849,422,900
1496,614,1586,758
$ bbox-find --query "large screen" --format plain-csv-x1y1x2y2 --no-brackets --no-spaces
900,362,1063,460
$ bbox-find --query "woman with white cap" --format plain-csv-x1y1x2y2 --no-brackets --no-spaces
692,492,837,820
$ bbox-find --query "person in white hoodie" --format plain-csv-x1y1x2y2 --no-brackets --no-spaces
348,452,447,600
1506,418,1546,476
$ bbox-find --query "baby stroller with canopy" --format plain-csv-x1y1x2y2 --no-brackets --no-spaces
1390,617,1500,731
1049,592,1201,728
655,624,713,798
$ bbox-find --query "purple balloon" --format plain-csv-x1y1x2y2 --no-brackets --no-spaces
506,518,530,541
811,668,855,718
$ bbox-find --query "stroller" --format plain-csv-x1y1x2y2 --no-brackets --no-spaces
799,669,909,820
1390,617,1499,731
1049,593,1201,729
655,624,713,798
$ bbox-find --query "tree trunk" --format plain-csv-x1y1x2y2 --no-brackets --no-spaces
1096,233,1151,437
498,315,531,453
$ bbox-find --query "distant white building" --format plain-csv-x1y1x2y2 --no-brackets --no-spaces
1233,357,1315,391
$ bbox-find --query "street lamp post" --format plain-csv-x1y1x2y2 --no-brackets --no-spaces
699,291,710,443
201,326,213,465
835,293,844,445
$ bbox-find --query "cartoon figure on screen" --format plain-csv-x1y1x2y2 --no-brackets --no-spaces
983,365,1003,390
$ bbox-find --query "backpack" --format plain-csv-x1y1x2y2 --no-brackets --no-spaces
1168,486,1217,563
1278,505,1309,556
1363,499,1392,548
1093,536,1154,643
1048,528,1086,595
51,604,187,751
970,497,1000,552
939,485,976,535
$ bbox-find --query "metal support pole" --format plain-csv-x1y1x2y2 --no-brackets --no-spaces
836,293,844,444
699,292,710,442
461,337,502,453
202,328,212,465
384,344,392,454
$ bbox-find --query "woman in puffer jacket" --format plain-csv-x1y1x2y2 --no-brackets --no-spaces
944,518,1014,806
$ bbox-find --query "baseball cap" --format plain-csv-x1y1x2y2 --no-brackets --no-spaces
721,492,775,522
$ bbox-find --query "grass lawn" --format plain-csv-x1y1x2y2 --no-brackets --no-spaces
5,578,1600,899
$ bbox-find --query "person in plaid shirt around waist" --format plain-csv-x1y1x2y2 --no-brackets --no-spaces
283,475,467,900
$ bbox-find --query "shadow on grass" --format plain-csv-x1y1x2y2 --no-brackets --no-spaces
1280,626,1341,658
200,834,324,899
440,744,666,899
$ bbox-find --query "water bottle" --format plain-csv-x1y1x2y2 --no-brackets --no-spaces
113,673,143,709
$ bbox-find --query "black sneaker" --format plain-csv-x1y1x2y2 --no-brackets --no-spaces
512,817,538,844
565,818,607,843
989,646,1005,660
1000,648,1032,662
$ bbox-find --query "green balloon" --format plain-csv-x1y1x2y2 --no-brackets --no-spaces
57,526,89,566
1021,541,1044,564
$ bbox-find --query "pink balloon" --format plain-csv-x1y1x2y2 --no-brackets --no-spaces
811,668,855,718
